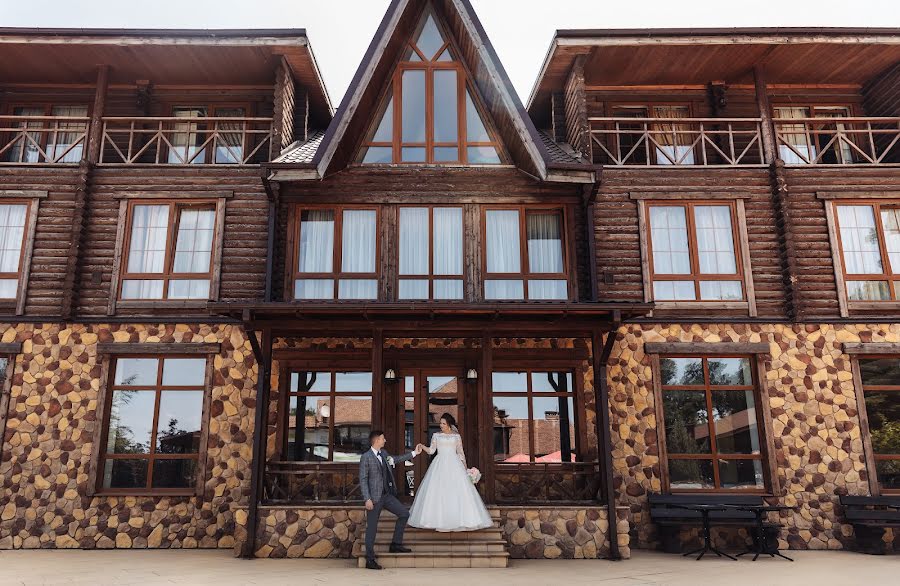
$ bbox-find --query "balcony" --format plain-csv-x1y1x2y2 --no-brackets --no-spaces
589,115,900,168
0,115,274,166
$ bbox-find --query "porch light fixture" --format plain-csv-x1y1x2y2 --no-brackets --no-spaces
384,369,400,383
465,368,478,382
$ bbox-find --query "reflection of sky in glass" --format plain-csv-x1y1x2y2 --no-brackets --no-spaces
428,376,455,393
335,372,372,392
660,358,703,386
494,396,528,419
161,358,206,386
492,372,527,393
108,390,156,453
115,358,158,386
708,358,751,386
531,372,572,393
156,391,203,452
291,372,331,393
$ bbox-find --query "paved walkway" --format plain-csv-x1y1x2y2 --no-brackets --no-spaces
0,549,891,585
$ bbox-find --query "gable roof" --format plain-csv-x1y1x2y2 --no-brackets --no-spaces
301,0,592,183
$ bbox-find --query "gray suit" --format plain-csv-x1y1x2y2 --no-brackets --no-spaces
360,448,414,561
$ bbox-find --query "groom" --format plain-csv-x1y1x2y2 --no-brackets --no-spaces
359,430,422,570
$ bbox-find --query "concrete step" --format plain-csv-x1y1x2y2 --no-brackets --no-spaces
358,552,509,569
371,526,504,541
361,540,509,555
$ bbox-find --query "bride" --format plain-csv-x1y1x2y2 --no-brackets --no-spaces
407,413,493,532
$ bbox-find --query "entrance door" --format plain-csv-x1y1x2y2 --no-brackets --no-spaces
395,370,472,501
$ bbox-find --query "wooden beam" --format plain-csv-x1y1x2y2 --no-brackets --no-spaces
843,343,900,355
242,327,272,559
644,342,771,355
87,64,109,164
481,332,495,503
97,342,222,355
753,65,777,164
592,328,620,560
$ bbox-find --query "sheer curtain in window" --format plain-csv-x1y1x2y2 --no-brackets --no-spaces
399,208,429,299
0,204,27,298
170,208,215,299
652,106,695,165
49,105,88,163
295,210,335,299
340,210,377,299
122,204,169,299
694,206,742,300
214,108,245,164
649,206,694,301
485,210,523,299
774,107,813,164
169,108,207,164
433,207,463,299
6,107,44,163
837,205,889,301
526,213,567,300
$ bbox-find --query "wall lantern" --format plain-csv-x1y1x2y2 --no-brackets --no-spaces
465,368,478,383
384,368,400,383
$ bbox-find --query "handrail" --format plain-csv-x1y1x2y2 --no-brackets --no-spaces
0,115,90,164
773,116,900,166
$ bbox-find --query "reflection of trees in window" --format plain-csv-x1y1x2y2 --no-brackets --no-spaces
859,358,900,491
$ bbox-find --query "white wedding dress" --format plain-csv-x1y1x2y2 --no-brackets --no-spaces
408,432,493,532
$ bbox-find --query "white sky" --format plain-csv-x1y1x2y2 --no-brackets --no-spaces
4,0,899,107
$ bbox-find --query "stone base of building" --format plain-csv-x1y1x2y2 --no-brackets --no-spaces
233,505,630,559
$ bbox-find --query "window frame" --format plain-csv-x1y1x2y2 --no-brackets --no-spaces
849,351,900,496
638,196,756,314
164,103,253,165
3,102,91,164
289,205,382,302
651,352,774,494
94,354,212,496
608,101,697,165
772,102,858,165
480,205,572,302
0,344,21,469
108,194,227,314
0,192,42,315
357,8,507,166
396,204,465,301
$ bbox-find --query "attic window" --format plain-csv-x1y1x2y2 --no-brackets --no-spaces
358,7,504,166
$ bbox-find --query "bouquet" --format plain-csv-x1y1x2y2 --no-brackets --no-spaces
466,467,482,484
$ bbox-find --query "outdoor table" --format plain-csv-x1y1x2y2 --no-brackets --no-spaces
670,503,739,560
734,505,795,561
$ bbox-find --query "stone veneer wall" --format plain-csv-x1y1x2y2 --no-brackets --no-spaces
233,506,366,558
500,506,630,559
608,323,894,553
0,323,257,550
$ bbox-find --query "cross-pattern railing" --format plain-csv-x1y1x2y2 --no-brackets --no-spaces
99,116,274,165
264,461,362,504
0,115,90,164
773,117,900,166
494,462,600,503
589,117,765,167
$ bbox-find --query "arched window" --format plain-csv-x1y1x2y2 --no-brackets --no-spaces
359,8,504,165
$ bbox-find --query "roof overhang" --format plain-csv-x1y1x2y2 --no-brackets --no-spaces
528,27,900,128
0,28,333,125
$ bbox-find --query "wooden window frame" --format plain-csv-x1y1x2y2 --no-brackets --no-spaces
92,353,214,497
3,102,91,164
108,193,227,314
772,103,859,165
481,205,573,302
824,197,900,316
278,369,374,462
165,103,253,165
288,205,382,302
0,343,22,465
637,195,756,315
650,351,774,494
0,191,43,315
490,368,586,465
358,7,507,166
396,205,465,301
607,102,696,165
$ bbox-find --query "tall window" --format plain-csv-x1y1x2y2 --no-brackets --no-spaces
4,105,88,163
774,105,854,165
293,207,378,300
358,8,503,165
858,358,900,492
284,371,373,462
100,357,206,492
398,206,463,300
833,202,900,302
120,202,216,301
647,202,744,302
168,106,247,164
607,104,694,165
659,356,765,491
0,203,29,300
484,208,568,301
491,371,578,463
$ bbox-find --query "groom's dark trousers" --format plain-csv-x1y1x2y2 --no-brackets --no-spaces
360,449,413,562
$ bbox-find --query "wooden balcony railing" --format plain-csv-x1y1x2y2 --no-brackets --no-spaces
773,117,900,166
263,461,362,504
99,116,274,165
589,117,765,167
0,115,90,164
494,462,600,503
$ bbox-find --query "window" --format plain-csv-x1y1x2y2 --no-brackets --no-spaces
293,207,378,300
774,105,854,165
100,357,207,492
646,201,744,302
833,202,900,302
858,358,900,492
608,104,695,165
484,208,568,301
491,371,579,463
168,106,247,164
4,105,88,163
358,8,504,165
398,206,463,300
0,203,29,300
283,371,373,462
659,356,765,491
120,202,216,301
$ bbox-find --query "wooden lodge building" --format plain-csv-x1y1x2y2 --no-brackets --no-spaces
1,0,899,563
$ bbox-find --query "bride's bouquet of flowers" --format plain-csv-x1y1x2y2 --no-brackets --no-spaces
466,467,482,484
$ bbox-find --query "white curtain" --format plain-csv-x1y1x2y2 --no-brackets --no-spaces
400,208,429,275
774,107,813,164
652,106,694,165
296,210,335,299
0,204,27,273
340,210,377,299
169,108,207,164
694,206,736,275
434,208,462,275
881,208,900,273
49,105,88,163
127,205,169,274
486,210,520,273
8,107,44,163
214,107,245,164
526,213,563,273
173,209,214,273
649,206,691,275
837,205,882,274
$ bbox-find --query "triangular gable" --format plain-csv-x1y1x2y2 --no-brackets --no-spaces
312,0,570,180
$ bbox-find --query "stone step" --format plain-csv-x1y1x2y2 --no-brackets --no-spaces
371,526,504,541
361,540,509,554
358,552,509,569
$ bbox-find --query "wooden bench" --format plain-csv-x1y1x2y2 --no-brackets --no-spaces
839,495,900,555
649,493,773,554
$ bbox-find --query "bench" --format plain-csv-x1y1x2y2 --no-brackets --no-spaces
839,495,900,555
649,493,775,554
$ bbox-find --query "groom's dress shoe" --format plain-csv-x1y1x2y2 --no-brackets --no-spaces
365,559,383,570
389,543,412,553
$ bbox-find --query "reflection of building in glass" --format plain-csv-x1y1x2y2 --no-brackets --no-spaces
493,406,577,463
287,397,371,462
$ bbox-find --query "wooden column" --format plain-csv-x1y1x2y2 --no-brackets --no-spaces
243,327,272,559
592,328,621,560
480,332,495,503
263,181,280,302
372,327,384,433
753,65,777,164
87,65,109,164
